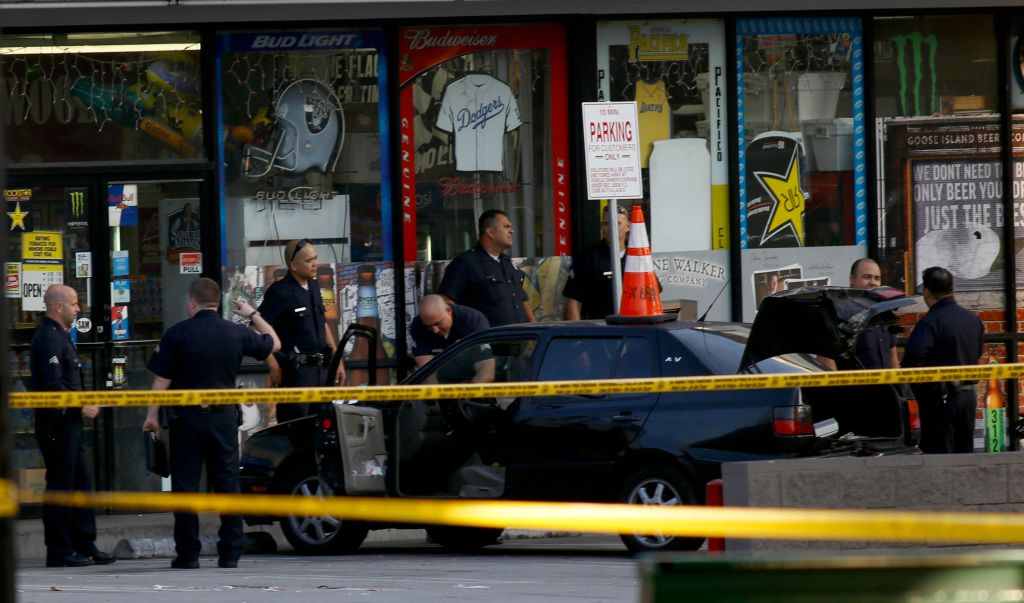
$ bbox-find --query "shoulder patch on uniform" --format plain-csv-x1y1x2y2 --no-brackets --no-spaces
48,355,59,365
154,344,160,354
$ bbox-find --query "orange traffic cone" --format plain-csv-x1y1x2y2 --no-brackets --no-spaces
618,204,664,317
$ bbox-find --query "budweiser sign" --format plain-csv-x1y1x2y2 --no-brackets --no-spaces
404,29,499,50
438,177,521,197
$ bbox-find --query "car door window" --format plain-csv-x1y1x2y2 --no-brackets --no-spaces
612,337,657,379
537,338,621,381
423,337,537,385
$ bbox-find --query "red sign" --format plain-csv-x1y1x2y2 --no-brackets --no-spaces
179,252,202,274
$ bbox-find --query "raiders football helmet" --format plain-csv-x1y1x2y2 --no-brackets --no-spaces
242,79,345,179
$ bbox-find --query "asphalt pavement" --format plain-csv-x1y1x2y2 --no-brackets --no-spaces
16,535,640,602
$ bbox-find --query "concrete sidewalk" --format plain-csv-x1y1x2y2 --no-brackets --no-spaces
16,513,575,561
15,512,429,561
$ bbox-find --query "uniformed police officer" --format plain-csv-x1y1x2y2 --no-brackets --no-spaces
31,284,115,568
143,278,280,569
259,238,346,424
563,204,629,320
902,266,984,454
438,209,536,327
819,258,901,371
410,294,489,368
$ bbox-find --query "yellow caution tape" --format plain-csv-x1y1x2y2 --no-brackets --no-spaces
9,363,1024,409
21,489,1024,544
0,480,17,518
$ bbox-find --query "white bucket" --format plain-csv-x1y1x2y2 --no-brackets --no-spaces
794,72,846,121
799,118,854,172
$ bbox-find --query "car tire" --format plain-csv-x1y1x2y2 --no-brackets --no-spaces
426,526,503,552
279,463,369,555
618,464,705,553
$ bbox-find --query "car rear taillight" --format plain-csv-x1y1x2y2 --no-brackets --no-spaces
322,418,333,430
773,405,814,436
907,399,921,431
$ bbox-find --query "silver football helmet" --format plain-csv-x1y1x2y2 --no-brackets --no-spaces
242,79,344,179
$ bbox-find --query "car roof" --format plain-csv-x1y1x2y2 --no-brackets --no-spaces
476,319,742,333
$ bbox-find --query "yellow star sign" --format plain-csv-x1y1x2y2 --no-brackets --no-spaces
755,149,806,245
7,202,28,231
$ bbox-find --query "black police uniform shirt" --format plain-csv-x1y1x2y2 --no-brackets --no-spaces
147,309,274,389
410,303,490,358
258,272,328,357
563,239,622,320
438,243,529,327
853,325,898,369
30,316,83,393
903,296,983,370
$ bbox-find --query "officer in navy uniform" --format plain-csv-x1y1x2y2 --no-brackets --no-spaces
902,266,984,454
410,294,489,368
30,284,115,568
819,258,901,371
563,204,629,320
143,278,280,569
259,238,346,424
438,209,536,328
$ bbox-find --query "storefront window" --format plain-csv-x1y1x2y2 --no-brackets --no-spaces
873,15,1003,320
1,31,203,164
397,24,572,328
596,19,730,320
217,29,395,390
737,18,866,320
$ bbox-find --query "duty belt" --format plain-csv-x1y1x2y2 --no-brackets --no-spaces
295,352,326,367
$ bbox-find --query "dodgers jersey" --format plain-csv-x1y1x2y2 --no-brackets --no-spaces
435,74,522,173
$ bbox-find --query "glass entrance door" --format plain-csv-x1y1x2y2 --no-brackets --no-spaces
105,179,203,491
5,183,100,503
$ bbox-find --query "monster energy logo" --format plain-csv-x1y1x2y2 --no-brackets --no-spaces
891,32,938,116
69,191,85,218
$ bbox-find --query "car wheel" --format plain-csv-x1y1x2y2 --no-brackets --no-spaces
279,464,368,554
426,526,503,552
618,464,705,553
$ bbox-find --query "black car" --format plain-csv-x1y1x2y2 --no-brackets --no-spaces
239,287,920,554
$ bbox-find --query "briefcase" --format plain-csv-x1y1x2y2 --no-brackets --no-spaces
145,431,170,478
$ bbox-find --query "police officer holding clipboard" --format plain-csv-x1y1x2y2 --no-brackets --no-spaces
143,278,280,569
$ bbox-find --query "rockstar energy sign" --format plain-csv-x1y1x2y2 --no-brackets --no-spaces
629,26,688,62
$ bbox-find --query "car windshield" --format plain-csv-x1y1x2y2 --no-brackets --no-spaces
672,324,826,375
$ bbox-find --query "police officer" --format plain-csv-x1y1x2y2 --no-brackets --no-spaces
31,284,115,568
438,209,536,327
819,258,901,371
259,238,346,423
143,278,280,569
902,266,983,454
563,204,629,320
410,294,489,368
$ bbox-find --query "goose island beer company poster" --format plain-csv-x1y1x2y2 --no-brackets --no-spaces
883,116,1024,292
397,24,571,261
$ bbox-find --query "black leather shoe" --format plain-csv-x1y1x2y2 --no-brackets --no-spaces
170,557,199,569
87,550,116,565
46,553,94,568
218,558,239,569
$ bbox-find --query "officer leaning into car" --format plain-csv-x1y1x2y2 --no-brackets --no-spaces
258,238,346,423
438,209,536,327
410,294,490,368
143,277,280,569
902,266,984,454
30,284,116,568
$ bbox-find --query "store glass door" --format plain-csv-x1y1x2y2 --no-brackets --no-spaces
105,179,203,492
5,183,101,503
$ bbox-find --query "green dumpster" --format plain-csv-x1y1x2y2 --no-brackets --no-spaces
639,552,1024,603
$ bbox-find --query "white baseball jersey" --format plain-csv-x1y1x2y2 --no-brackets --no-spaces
435,74,522,173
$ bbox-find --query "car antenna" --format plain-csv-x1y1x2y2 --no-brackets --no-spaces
698,278,731,322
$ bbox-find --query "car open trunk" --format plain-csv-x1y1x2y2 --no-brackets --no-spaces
742,286,918,451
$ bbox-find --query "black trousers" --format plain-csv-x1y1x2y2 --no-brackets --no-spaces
918,389,977,454
168,407,243,562
277,364,326,424
34,409,97,559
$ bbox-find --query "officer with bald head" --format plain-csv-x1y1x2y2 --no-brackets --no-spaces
410,294,490,368
30,284,114,567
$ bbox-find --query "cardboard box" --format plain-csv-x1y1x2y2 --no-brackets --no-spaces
17,468,46,499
